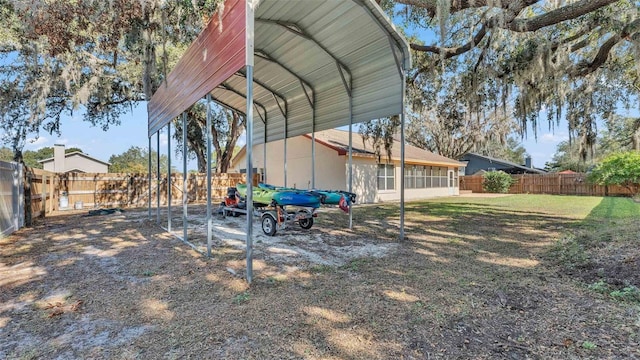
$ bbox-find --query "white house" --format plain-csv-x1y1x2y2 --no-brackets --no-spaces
232,129,464,203
39,144,110,173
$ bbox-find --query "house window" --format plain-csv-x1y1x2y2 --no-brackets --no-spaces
377,164,395,190
415,165,425,188
425,166,433,188
404,165,428,189
404,165,415,189
439,167,448,188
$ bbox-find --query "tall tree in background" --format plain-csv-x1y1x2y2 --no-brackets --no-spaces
108,146,170,174
545,140,596,173
403,70,519,159
0,0,222,160
476,137,528,165
364,0,640,160
600,115,640,152
546,114,640,172
173,102,245,173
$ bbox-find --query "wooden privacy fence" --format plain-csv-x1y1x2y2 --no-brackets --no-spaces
27,170,259,214
460,173,634,196
25,168,56,221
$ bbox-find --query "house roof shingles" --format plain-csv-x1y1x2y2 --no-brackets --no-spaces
309,129,463,166
38,151,111,166
234,129,463,167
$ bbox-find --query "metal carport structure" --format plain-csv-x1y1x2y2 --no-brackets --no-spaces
147,0,411,283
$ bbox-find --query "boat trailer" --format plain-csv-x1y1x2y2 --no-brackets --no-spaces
219,187,317,236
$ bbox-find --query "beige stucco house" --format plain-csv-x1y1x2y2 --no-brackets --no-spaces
232,129,464,204
39,144,110,173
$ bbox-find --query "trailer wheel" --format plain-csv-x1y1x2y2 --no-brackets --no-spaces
261,214,277,236
299,217,314,229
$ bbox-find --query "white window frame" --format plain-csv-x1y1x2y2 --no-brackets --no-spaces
377,164,395,191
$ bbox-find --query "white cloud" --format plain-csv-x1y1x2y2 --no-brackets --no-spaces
159,133,168,146
540,132,568,143
24,137,49,150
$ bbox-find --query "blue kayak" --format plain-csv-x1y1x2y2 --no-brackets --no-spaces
272,191,321,208
237,183,320,208
259,183,357,205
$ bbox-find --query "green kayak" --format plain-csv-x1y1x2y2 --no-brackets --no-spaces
236,183,321,208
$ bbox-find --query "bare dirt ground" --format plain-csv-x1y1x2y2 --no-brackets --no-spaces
1,202,639,359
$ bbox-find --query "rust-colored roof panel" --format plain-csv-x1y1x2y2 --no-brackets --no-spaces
148,0,246,136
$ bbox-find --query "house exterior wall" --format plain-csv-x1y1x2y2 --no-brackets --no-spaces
232,137,346,191
42,162,55,172
234,138,460,204
41,155,108,173
65,154,108,173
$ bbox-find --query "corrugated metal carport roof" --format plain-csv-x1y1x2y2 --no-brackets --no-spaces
148,0,411,140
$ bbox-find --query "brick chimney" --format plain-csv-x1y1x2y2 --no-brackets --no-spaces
54,144,65,172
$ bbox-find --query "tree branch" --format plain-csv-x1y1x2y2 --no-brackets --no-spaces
572,18,640,77
508,0,620,32
410,0,536,56
411,25,488,59
395,0,540,17
408,0,622,58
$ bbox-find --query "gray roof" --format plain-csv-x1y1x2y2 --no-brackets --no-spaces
462,153,546,174
38,151,111,166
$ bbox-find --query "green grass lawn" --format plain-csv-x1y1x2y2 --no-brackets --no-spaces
344,194,640,223
417,194,639,221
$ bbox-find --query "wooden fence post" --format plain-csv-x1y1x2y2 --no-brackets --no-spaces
24,170,32,227
49,175,54,213
127,174,132,207
41,173,46,217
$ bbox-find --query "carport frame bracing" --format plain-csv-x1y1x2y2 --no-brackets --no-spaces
147,0,411,283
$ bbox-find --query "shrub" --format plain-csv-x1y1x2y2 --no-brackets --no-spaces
482,171,515,193
588,151,640,197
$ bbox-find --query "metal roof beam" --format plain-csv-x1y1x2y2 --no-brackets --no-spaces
209,96,246,117
255,18,352,95
232,72,288,119
216,83,268,124
272,93,288,121
254,49,315,109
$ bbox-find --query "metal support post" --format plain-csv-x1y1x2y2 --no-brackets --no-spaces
148,136,151,218
206,94,213,257
182,112,188,243
156,131,161,224
167,123,172,233
245,65,255,284
311,108,316,189
348,95,353,230
400,65,407,241
284,124,287,187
